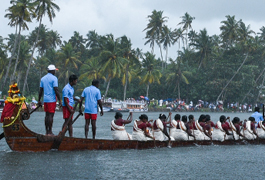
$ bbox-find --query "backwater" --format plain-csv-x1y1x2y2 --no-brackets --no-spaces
0,111,264,180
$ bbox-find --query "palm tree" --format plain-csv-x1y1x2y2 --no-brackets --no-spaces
178,12,195,48
140,52,162,98
0,36,8,82
119,36,141,101
160,26,174,69
220,15,241,49
173,28,185,56
56,42,82,84
166,57,191,99
23,0,60,94
189,28,213,69
2,0,35,92
99,34,127,98
143,10,168,67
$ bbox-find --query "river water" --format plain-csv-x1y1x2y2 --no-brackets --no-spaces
0,111,264,180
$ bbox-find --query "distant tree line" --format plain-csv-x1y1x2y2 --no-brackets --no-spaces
1,1,265,105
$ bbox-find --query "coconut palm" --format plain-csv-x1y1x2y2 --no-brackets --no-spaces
56,42,82,84
2,0,35,92
119,36,141,101
23,0,60,94
143,10,168,67
220,15,241,49
140,52,162,98
160,26,174,69
166,57,191,100
189,28,213,69
173,28,185,55
178,12,195,48
99,34,127,98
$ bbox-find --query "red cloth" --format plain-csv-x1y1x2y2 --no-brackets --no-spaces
235,124,241,131
114,118,125,126
210,121,215,127
44,102,56,113
84,113,97,120
62,106,73,119
0,103,17,123
137,123,147,130
222,123,230,131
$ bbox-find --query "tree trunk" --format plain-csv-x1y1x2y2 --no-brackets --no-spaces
216,53,248,103
241,67,265,103
104,78,111,98
0,25,20,92
22,17,42,95
159,43,164,70
123,65,129,101
11,24,22,82
146,83,149,98
178,81,180,100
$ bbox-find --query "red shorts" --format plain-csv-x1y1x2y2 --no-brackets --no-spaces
63,106,73,119
85,113,97,120
44,102,56,113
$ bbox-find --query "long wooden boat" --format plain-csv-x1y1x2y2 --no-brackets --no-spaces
2,101,265,152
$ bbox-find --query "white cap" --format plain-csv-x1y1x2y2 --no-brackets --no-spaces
47,64,58,71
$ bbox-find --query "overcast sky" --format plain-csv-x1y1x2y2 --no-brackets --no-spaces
1,0,265,59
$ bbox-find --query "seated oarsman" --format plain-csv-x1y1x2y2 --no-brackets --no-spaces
153,113,172,141
170,114,195,141
257,120,265,138
111,112,132,140
187,115,196,140
212,115,231,141
132,114,154,141
243,117,258,140
228,117,245,140
193,114,210,140
206,114,215,129
204,118,213,140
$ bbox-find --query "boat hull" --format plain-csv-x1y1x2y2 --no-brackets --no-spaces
2,104,265,152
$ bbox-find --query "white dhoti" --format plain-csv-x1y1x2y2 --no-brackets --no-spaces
257,121,265,139
225,121,240,140
212,121,226,141
132,120,147,141
194,120,210,140
243,121,256,140
170,120,189,141
153,119,168,141
111,120,132,140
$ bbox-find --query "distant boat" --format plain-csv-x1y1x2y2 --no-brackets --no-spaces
109,108,129,112
125,102,148,112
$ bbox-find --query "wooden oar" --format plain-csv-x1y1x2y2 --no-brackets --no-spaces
0,132,4,140
51,102,79,149
29,105,41,114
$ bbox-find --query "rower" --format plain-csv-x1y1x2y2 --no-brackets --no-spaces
170,114,195,141
257,120,265,138
193,115,206,140
153,113,171,141
243,117,258,140
230,117,245,140
111,112,132,140
212,115,231,141
132,114,154,141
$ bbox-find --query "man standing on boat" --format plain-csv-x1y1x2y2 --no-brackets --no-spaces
62,75,79,137
79,79,103,139
38,64,62,136
251,107,264,125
